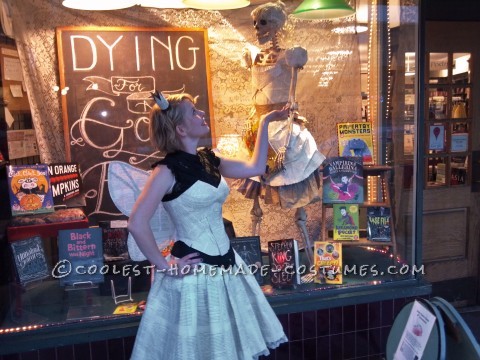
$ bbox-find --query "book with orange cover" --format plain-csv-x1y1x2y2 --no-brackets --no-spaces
313,242,343,284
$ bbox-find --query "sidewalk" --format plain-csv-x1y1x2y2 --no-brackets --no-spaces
458,306,480,344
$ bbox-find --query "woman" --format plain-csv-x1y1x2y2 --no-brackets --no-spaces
128,91,288,360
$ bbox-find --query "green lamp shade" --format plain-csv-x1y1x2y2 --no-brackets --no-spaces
293,0,355,20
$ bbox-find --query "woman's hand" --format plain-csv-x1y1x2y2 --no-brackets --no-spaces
163,253,203,277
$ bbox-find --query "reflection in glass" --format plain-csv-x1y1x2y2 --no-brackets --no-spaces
451,131,468,153
429,52,448,84
451,87,470,118
428,88,448,120
428,124,445,153
452,53,471,84
450,156,468,185
427,157,446,185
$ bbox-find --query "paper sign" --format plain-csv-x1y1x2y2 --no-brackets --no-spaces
3,56,23,81
451,133,468,152
10,84,23,98
429,125,444,150
394,300,436,360
5,107,14,127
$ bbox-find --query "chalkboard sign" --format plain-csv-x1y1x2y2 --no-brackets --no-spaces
56,27,215,219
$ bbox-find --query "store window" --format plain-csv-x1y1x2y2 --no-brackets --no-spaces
0,0,420,342
426,52,471,187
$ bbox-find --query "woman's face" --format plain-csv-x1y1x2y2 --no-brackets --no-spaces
178,99,209,138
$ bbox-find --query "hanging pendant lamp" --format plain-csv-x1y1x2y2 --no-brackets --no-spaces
293,0,355,20
138,0,187,8
182,0,250,10
62,0,136,10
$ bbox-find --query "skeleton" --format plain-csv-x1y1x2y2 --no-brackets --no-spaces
238,1,325,266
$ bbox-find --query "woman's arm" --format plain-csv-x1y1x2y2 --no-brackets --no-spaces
218,106,289,179
127,165,202,275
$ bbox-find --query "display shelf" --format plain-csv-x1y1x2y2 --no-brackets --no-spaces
7,208,88,242
325,229,395,247
321,165,397,259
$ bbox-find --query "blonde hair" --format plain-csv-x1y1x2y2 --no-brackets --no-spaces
149,93,196,153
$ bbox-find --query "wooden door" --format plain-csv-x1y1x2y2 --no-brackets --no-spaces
423,22,480,305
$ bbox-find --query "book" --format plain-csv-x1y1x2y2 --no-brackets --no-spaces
57,227,104,286
322,157,364,204
113,302,139,315
10,235,50,286
47,162,85,207
313,242,343,284
337,122,374,165
230,236,263,285
99,220,130,262
267,238,300,288
7,164,55,216
333,204,359,241
367,206,391,242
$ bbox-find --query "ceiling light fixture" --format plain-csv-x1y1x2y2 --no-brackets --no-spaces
293,0,355,20
182,0,250,10
138,0,187,8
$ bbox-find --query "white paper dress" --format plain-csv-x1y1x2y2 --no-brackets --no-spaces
129,149,287,360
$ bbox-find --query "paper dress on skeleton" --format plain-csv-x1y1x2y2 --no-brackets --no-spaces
108,161,176,261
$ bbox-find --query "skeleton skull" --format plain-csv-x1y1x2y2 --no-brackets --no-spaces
251,1,287,46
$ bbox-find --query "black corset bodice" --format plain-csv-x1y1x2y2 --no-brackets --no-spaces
152,148,221,202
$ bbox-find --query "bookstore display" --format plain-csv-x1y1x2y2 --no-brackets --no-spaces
321,157,397,258
0,131,406,345
1,154,400,330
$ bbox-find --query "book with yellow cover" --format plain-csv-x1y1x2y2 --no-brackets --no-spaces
337,122,374,165
313,242,343,284
113,302,138,315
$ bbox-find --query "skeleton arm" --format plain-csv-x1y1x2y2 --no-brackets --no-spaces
272,46,308,173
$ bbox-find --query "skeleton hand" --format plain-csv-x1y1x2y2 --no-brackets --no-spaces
272,146,286,173
242,47,253,69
